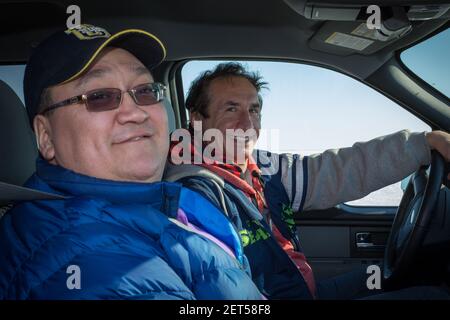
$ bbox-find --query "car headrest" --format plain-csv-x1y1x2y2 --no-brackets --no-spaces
0,80,38,186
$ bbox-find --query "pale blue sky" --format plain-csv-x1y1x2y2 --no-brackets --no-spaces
182,60,431,153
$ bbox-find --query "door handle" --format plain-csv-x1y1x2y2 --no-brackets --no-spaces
356,232,385,250
356,242,386,249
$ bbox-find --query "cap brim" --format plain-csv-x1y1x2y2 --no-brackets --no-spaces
61,29,166,84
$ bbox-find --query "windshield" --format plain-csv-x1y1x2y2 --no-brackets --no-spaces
401,28,450,99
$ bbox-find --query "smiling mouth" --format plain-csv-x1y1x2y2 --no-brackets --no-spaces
234,136,250,142
130,136,148,142
128,136,150,142
118,135,151,144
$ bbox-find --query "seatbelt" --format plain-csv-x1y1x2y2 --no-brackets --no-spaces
0,181,67,204
164,163,225,186
164,163,230,216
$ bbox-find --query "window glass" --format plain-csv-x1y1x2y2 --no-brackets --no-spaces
182,60,431,207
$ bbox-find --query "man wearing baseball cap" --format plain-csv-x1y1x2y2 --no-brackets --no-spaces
0,24,263,300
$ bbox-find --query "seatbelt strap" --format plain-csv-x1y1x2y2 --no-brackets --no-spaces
0,181,67,203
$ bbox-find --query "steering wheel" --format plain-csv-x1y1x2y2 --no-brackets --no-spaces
383,151,446,290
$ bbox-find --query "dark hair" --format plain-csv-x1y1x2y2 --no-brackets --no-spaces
185,62,268,118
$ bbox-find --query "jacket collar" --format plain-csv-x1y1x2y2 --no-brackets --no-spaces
33,156,181,216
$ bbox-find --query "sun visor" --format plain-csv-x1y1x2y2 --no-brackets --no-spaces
308,20,405,56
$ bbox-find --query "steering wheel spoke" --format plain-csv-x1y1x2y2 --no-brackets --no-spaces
412,170,427,195
383,151,445,290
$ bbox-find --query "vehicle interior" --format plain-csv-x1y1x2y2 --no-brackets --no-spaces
0,0,449,295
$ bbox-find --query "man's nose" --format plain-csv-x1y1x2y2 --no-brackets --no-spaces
116,92,149,124
237,111,254,130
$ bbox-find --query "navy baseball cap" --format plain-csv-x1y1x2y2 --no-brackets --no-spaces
24,24,166,127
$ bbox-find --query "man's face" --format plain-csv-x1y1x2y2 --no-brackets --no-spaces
192,76,261,164
34,47,169,183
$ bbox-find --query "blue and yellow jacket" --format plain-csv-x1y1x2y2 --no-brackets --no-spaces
0,158,262,300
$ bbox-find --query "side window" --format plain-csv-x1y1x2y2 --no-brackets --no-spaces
0,65,26,104
182,60,431,207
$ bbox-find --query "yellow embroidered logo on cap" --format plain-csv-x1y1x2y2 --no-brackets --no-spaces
65,24,111,40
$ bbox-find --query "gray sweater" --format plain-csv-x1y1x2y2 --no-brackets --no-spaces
302,130,430,210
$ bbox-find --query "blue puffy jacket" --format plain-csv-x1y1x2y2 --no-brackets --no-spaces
0,158,262,300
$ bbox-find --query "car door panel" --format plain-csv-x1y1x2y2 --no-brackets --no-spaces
296,206,394,281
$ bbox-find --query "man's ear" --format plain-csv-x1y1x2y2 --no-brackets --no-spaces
33,115,55,162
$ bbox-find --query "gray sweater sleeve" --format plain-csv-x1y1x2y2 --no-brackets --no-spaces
303,130,431,211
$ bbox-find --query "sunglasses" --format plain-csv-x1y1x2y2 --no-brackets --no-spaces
40,82,166,115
